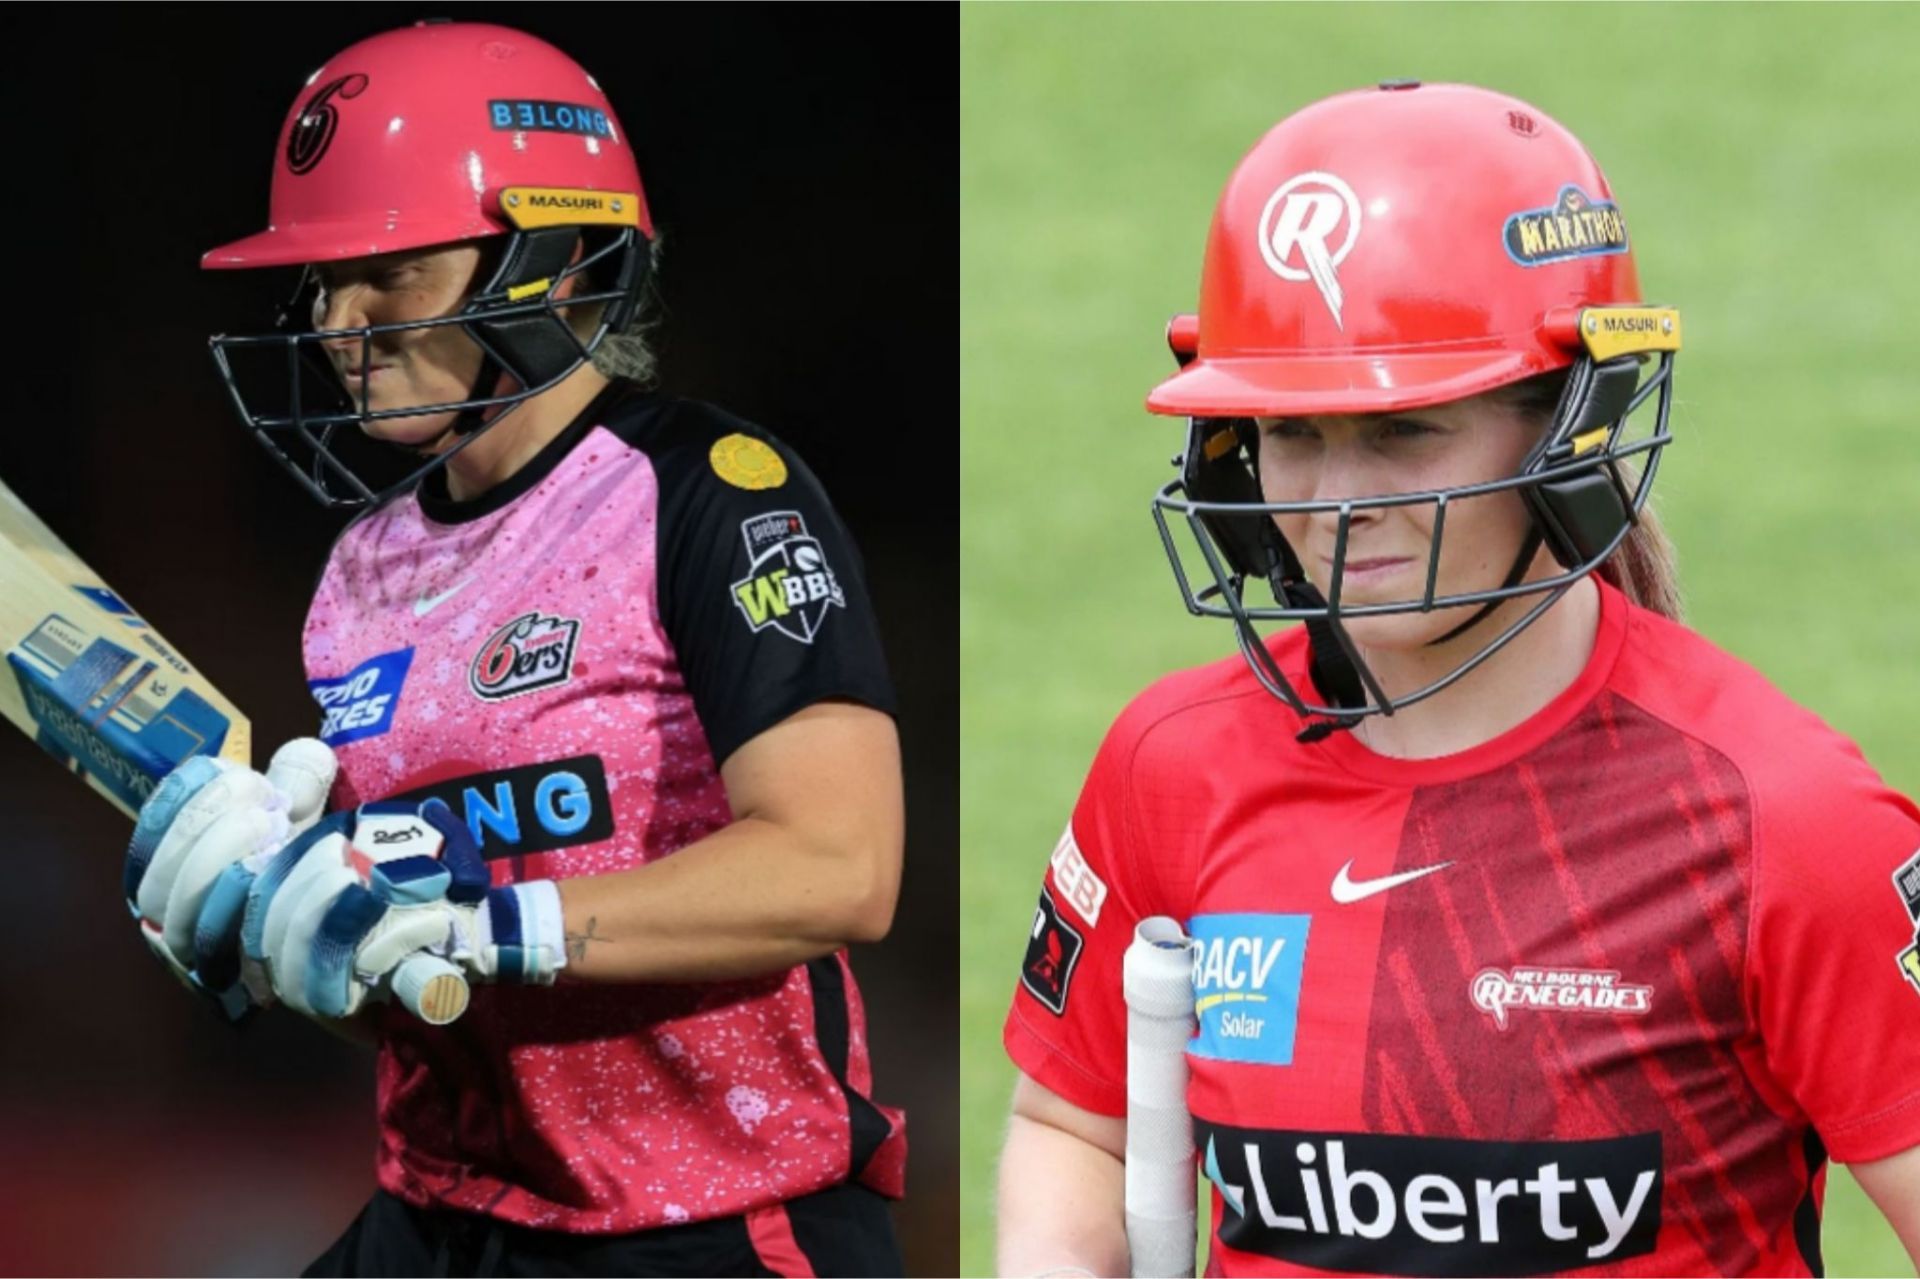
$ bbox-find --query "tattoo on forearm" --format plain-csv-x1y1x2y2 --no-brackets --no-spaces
566,916,605,965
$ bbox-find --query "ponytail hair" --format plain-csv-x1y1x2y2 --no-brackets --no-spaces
1493,369,1684,623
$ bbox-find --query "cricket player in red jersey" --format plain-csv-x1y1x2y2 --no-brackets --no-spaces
998,83,1920,1276
121,22,906,1277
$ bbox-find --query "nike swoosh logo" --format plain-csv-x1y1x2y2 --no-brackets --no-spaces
1330,859,1453,904
412,577,475,618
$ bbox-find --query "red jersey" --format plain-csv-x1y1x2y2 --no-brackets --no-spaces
1005,580,1920,1276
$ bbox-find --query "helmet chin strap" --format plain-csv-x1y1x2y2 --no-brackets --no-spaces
1281,524,1545,744
1424,527,1546,648
1263,530,1369,742
447,359,520,439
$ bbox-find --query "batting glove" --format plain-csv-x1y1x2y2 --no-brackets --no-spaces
125,739,336,1016
244,796,566,1021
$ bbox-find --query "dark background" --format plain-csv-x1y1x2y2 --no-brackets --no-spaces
0,7,956,1275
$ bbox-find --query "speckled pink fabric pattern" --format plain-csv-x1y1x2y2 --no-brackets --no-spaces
302,424,897,1232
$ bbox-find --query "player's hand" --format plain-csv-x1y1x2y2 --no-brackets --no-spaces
124,738,336,1012
244,797,566,1021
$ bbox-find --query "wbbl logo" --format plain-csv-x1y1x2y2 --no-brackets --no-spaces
1894,849,1920,997
1258,171,1362,330
730,511,845,645
469,613,581,702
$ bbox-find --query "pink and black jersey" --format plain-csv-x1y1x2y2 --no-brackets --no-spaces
1006,580,1920,1276
303,383,904,1233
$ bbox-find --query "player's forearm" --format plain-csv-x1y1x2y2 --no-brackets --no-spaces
553,814,901,983
997,1113,1129,1278
1850,1147,1920,1271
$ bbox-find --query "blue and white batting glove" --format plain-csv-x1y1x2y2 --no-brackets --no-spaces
243,797,566,1020
124,739,336,1015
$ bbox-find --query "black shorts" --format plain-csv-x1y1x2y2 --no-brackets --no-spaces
302,1181,903,1278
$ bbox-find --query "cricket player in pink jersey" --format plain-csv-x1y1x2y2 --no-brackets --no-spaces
998,84,1920,1276
120,22,905,1277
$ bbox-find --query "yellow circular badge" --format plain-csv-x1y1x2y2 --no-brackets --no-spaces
709,433,788,491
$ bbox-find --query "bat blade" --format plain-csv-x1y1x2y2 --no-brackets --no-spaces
0,479,250,817
0,477,464,1023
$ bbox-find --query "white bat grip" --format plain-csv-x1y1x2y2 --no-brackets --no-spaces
1124,916,1198,1279
390,954,469,1025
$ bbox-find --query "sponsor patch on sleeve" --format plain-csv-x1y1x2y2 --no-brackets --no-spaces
729,511,845,645
310,647,413,747
1048,823,1108,926
1021,885,1084,1016
1894,848,1920,997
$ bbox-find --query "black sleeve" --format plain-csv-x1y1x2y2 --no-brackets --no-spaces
653,415,896,765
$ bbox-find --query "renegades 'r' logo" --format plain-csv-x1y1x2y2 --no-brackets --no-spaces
1257,171,1362,330
729,511,845,645
469,612,581,702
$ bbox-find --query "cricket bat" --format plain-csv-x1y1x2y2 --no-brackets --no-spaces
1124,916,1199,1278
0,477,468,1025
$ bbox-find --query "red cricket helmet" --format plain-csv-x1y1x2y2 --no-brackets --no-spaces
1148,81,1640,419
204,21,656,508
204,19,652,268
1147,82,1682,734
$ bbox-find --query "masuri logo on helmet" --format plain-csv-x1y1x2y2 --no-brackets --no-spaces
1147,81,1682,738
203,21,655,508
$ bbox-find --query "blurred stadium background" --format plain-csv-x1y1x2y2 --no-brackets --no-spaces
0,8,956,1275
963,4,1920,1276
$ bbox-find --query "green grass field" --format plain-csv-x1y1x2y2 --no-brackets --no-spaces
962,4,1920,1275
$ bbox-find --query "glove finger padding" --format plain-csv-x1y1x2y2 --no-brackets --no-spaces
418,797,493,904
300,806,457,1016
265,738,338,830
312,893,461,1018
160,805,287,965
352,907,466,981
295,882,384,1018
242,812,353,1008
265,837,365,1018
124,756,227,913
192,859,257,995
136,765,279,928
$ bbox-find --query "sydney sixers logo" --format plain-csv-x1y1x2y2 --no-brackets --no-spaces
1258,171,1362,329
286,73,369,175
468,612,581,702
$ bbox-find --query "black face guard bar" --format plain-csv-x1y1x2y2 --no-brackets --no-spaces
208,227,647,509
1150,344,1676,729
